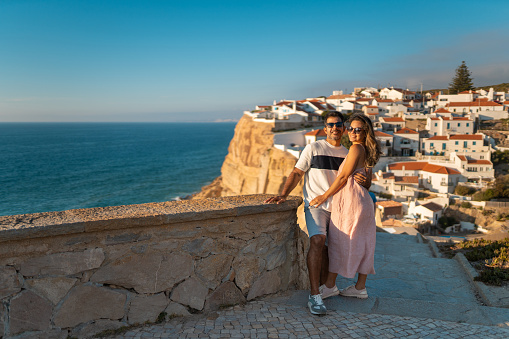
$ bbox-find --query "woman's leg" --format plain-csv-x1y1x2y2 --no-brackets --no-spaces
355,273,367,290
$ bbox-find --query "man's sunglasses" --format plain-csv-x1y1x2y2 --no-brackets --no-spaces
346,126,363,134
325,122,343,128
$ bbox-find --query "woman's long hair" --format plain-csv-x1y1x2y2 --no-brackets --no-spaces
348,113,382,168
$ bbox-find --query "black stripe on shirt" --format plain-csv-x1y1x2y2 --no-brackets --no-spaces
310,155,344,171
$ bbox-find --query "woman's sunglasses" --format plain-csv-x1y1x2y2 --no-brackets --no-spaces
346,126,363,134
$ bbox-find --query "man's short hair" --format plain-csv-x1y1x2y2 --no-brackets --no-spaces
323,111,344,123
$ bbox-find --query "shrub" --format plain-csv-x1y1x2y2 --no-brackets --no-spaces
454,185,476,196
460,201,472,208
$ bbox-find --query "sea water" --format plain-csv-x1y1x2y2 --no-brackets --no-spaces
0,122,236,216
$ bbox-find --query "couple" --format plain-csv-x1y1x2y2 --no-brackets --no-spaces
265,111,382,315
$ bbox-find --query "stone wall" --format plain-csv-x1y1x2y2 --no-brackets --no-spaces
0,195,305,338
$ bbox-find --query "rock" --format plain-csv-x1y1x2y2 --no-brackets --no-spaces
164,302,191,319
9,290,52,335
0,265,21,299
25,277,77,305
247,269,281,301
53,285,126,328
13,329,68,338
70,319,124,339
204,282,246,311
183,237,215,257
127,293,168,325
265,245,287,271
171,277,209,311
233,256,260,293
0,303,5,336
19,248,105,277
90,252,193,294
196,254,233,289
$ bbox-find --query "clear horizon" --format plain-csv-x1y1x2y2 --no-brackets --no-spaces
1,0,508,123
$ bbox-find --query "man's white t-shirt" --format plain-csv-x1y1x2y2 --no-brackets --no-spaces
295,139,349,212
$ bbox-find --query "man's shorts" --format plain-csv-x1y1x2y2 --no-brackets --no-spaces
304,206,331,238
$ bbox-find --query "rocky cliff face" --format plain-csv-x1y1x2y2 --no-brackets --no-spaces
193,115,303,199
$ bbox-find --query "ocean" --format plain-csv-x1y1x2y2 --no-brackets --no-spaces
0,122,236,217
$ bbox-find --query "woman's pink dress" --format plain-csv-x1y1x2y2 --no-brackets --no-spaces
328,157,376,278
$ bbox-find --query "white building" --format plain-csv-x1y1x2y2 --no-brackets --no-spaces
304,129,327,145
387,162,464,194
446,99,507,120
426,116,474,136
411,201,444,226
421,134,487,156
371,171,419,201
393,127,419,156
380,117,405,131
379,87,416,101
375,130,393,156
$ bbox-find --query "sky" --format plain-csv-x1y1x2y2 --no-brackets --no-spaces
1,0,509,122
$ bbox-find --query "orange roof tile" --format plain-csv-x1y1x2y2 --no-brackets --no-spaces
395,127,418,134
376,200,403,208
382,117,405,122
447,100,502,107
467,159,492,165
449,134,483,140
375,131,393,137
420,202,443,212
422,164,461,175
395,176,419,184
426,136,449,140
388,162,428,171
457,155,467,161
435,108,451,113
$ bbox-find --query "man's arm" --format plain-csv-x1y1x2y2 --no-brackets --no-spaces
264,168,305,204
353,169,372,190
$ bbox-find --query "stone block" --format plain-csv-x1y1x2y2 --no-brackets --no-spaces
183,237,215,257
0,265,21,299
13,329,68,338
164,302,190,318
171,277,209,310
9,290,52,335
204,282,246,311
70,319,124,339
90,252,192,294
247,269,282,300
53,285,126,328
19,248,105,277
265,245,287,271
127,293,168,325
233,256,260,293
196,254,233,289
25,277,77,305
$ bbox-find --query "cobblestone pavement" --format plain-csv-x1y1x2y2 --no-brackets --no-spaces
106,300,509,338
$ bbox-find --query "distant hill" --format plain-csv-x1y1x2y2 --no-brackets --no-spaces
424,83,509,94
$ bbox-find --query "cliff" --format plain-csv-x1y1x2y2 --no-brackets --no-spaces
194,114,303,199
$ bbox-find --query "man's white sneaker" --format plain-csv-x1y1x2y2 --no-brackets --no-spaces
319,284,339,299
308,294,327,315
339,284,368,299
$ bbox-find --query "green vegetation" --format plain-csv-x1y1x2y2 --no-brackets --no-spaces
473,175,509,201
378,192,393,199
460,201,472,208
439,238,509,286
492,150,509,166
449,61,475,94
438,216,458,228
476,83,509,93
341,134,352,149
454,185,476,196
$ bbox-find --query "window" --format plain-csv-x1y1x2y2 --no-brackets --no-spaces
447,123,450,129
455,141,459,145
466,123,470,127
435,123,438,127
434,132,437,136
458,123,461,127
453,109,456,112
430,143,434,147
422,143,425,148
442,143,446,150
464,141,467,148
480,155,484,159
473,141,476,145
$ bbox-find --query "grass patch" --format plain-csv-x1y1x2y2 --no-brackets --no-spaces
438,238,509,286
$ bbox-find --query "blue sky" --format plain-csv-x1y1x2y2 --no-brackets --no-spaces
1,0,508,122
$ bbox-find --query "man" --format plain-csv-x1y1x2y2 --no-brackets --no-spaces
265,111,370,315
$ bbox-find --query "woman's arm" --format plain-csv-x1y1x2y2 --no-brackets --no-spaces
309,144,364,207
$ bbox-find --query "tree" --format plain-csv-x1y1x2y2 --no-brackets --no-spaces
449,61,474,94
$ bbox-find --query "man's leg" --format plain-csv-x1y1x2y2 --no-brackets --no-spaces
320,244,329,286
308,234,326,295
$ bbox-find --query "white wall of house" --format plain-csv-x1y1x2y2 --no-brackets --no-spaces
412,205,443,225
421,135,487,156
393,133,419,156
273,129,309,147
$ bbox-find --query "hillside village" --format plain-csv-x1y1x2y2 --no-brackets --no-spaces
244,86,509,238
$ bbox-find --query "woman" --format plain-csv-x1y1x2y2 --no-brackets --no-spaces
309,113,382,299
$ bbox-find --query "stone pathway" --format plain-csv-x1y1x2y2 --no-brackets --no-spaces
107,301,509,338
103,232,509,338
